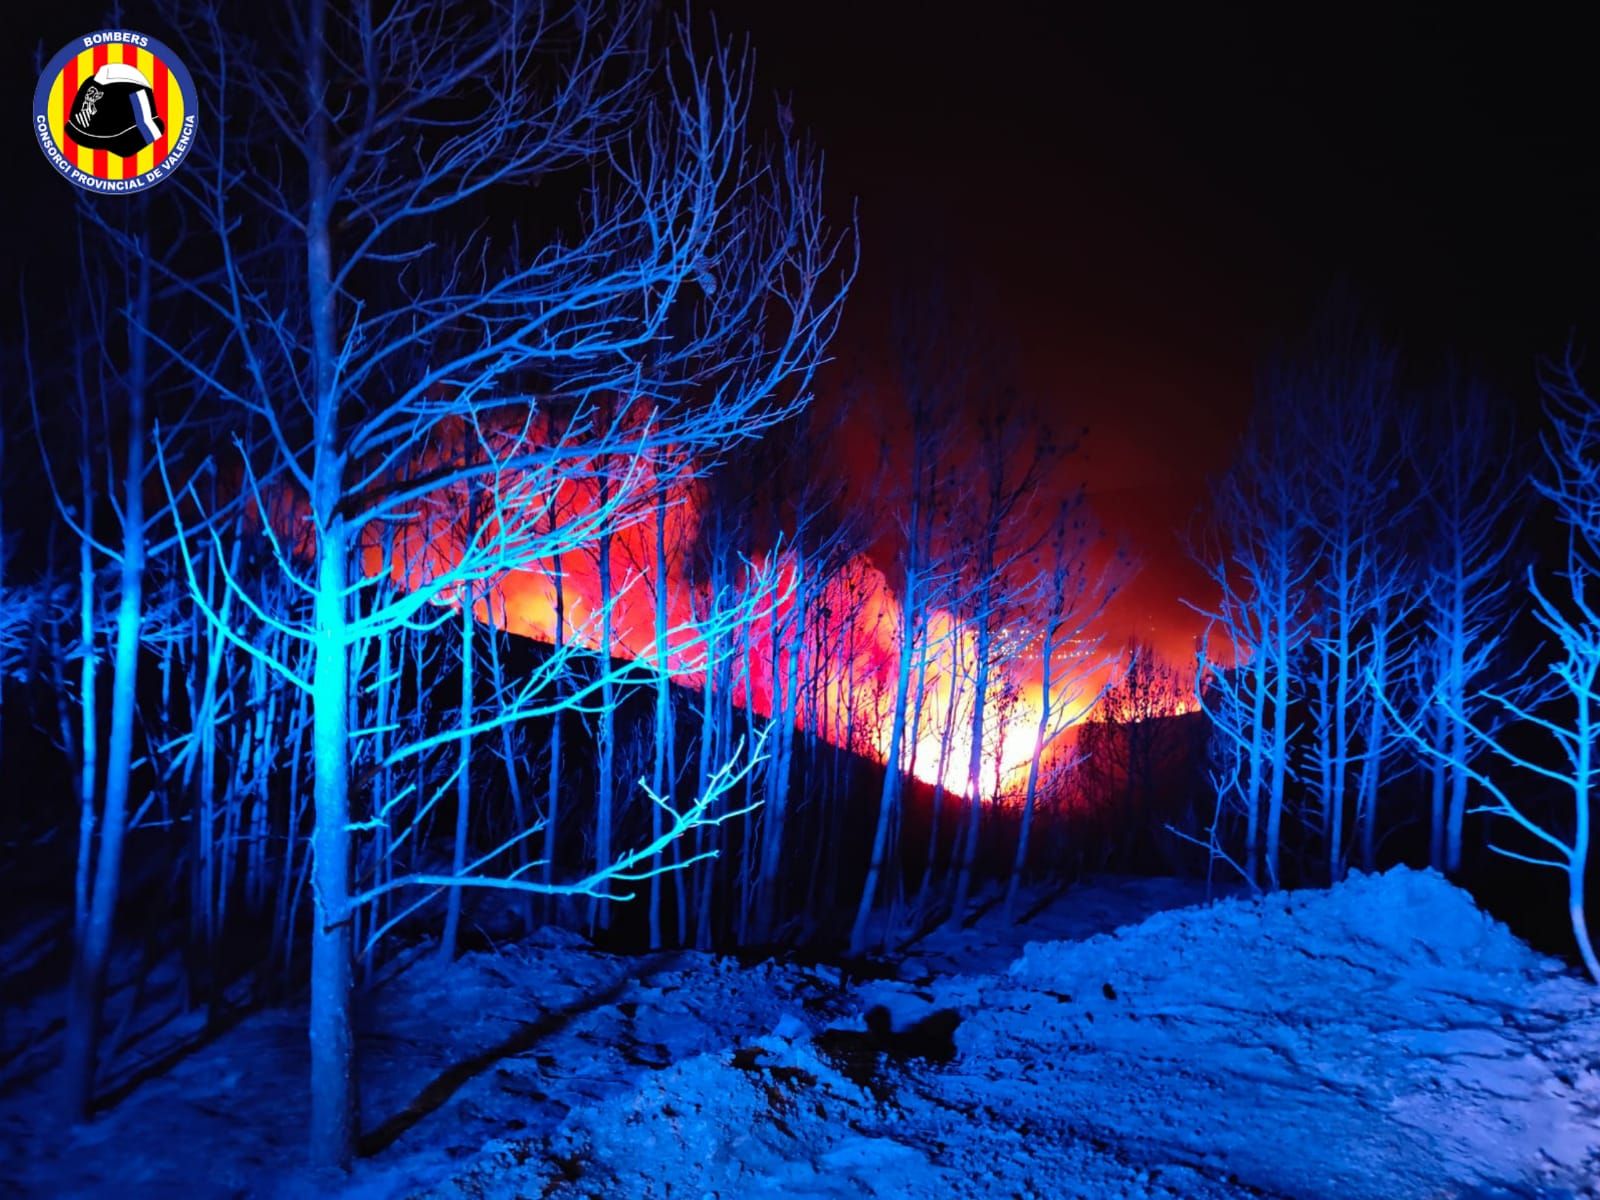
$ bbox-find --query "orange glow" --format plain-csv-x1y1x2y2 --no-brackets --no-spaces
351,412,1109,802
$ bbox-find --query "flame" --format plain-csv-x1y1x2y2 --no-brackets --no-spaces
339,414,1101,801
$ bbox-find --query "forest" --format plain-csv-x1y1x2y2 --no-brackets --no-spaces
3,2,1599,1196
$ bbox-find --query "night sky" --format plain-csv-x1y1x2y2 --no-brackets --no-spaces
13,3,1600,661
710,0,1600,661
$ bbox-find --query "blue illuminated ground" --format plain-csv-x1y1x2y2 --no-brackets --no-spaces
2,870,1596,1197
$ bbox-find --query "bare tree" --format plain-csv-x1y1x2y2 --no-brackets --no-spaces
1189,395,1315,890
1384,355,1600,982
1294,331,1412,881
945,392,1053,928
1413,375,1524,873
1003,504,1116,919
848,298,967,954
153,1,849,1167
1077,636,1187,857
24,226,199,1119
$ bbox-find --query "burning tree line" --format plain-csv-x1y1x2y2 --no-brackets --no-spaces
1189,314,1600,983
1,0,1143,1170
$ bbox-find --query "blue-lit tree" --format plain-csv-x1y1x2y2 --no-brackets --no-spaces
1349,542,1420,872
1293,329,1417,881
945,391,1054,929
1387,357,1599,981
1190,395,1315,890
609,446,692,946
849,294,965,954
24,229,194,1120
1412,377,1524,873
746,422,848,946
1002,502,1115,921
1193,324,1453,887
147,0,849,1167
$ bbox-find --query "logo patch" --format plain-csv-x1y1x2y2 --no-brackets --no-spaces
33,30,198,193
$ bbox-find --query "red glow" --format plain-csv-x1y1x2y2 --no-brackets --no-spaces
334,411,1150,802
393,493,1109,801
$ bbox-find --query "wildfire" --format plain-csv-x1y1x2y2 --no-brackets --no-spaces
360,417,1106,802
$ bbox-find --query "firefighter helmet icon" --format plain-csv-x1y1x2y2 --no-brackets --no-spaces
33,30,198,193
66,63,165,158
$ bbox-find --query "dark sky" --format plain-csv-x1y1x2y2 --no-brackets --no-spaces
14,3,1599,661
710,0,1600,660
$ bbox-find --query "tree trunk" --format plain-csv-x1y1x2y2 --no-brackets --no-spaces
948,566,994,930
851,568,916,954
439,586,474,961
590,470,616,936
308,519,356,1169
1006,621,1057,920
544,548,566,921
63,251,148,1122
650,483,672,948
305,4,357,1161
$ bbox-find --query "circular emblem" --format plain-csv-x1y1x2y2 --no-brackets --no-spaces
33,30,198,193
